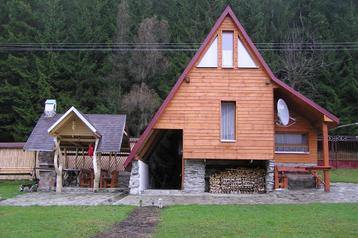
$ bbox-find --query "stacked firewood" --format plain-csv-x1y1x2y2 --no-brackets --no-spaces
209,167,266,194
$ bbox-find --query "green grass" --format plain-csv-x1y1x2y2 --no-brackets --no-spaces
0,180,30,199
155,204,358,238
0,206,133,238
329,169,358,183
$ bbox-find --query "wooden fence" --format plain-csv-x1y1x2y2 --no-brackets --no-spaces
318,136,358,168
0,143,36,180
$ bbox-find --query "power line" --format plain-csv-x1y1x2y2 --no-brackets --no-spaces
0,42,357,52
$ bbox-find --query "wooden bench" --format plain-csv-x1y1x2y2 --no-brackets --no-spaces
274,165,331,189
0,167,34,176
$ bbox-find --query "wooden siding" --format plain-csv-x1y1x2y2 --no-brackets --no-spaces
0,148,36,180
274,110,318,164
154,17,274,160
56,115,95,137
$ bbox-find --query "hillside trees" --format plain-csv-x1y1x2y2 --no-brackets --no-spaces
0,0,357,141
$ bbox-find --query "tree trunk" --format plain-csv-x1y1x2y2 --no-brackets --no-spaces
92,139,100,191
54,139,63,193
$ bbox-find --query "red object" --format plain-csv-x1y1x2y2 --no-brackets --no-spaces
124,5,339,168
88,144,94,157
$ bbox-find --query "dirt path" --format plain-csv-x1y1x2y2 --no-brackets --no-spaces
93,206,160,238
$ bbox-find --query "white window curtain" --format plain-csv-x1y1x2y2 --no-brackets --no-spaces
222,32,233,67
275,133,308,152
221,102,235,141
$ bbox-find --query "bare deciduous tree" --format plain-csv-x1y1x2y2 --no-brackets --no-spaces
278,28,324,99
129,16,170,84
121,83,161,136
104,0,131,112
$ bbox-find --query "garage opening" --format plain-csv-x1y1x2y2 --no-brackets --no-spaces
143,129,183,189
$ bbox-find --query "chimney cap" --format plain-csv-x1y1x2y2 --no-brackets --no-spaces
44,99,56,117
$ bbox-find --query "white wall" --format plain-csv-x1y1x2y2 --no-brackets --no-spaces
138,160,149,192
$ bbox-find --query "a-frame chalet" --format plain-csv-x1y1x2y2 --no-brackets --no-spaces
124,6,339,194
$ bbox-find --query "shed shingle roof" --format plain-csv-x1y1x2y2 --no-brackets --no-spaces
24,113,126,152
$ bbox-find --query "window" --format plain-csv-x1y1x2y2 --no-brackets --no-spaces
275,133,308,153
197,37,218,67
238,38,257,68
222,32,233,67
221,101,236,141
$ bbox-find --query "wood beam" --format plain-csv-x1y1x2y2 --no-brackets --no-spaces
322,122,330,192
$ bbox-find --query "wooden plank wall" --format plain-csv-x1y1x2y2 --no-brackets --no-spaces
154,17,275,161
274,111,318,164
0,148,35,180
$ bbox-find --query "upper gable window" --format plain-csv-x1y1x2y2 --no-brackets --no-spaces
238,38,258,68
222,32,233,68
197,37,218,67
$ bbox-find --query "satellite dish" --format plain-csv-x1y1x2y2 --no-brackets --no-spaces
277,99,290,126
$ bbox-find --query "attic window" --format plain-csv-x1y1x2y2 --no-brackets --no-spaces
197,37,218,67
222,32,233,68
238,38,258,68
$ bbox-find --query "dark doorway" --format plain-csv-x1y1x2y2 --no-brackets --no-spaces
145,129,182,189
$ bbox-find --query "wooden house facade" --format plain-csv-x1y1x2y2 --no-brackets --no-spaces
125,6,339,194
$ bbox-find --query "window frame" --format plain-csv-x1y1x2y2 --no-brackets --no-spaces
221,31,234,68
220,101,236,143
274,132,309,154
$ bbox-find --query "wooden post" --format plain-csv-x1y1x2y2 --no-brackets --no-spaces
54,138,63,193
322,122,330,192
274,165,279,189
64,148,68,169
92,139,100,191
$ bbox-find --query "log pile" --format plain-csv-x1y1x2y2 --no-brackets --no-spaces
209,167,266,194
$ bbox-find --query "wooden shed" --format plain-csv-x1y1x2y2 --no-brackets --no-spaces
124,6,339,194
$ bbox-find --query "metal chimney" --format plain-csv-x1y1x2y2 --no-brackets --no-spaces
44,99,56,117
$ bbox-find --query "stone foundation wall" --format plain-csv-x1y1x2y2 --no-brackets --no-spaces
265,160,275,192
129,160,140,194
184,160,205,193
118,171,130,189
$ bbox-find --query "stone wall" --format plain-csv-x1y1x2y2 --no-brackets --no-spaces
184,160,205,193
118,171,130,189
129,160,140,194
38,151,56,191
265,160,275,192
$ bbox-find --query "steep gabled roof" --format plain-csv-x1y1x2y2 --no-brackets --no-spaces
124,5,339,167
48,106,100,137
24,109,127,153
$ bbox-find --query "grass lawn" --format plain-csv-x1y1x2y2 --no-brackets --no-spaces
0,206,133,238
329,169,358,183
0,180,29,199
155,204,358,238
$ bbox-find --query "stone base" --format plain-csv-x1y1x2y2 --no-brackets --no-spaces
184,160,205,193
38,170,56,191
265,160,275,192
129,160,139,194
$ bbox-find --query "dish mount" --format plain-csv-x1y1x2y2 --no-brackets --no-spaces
276,98,295,127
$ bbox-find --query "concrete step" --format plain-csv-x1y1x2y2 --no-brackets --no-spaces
141,189,182,195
